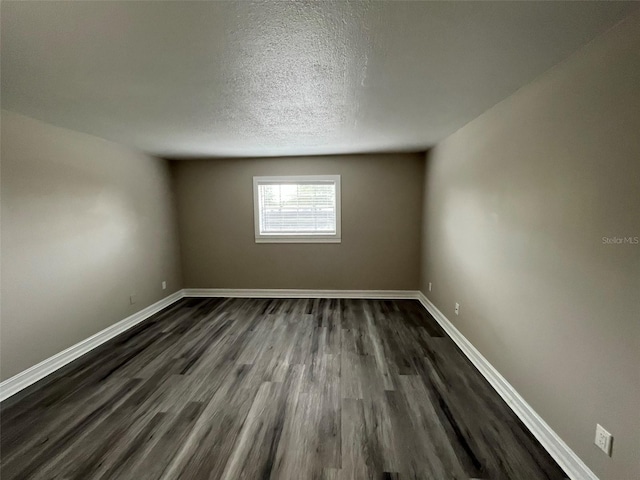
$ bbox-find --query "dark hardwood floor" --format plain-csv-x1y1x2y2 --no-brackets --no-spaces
1,297,568,479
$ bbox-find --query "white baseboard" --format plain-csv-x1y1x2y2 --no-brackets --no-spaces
415,291,597,480
182,288,418,299
0,290,185,402
0,288,414,402
0,286,597,480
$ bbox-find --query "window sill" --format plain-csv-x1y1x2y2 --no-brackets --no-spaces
255,237,341,244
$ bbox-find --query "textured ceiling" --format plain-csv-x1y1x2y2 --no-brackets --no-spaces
2,1,638,158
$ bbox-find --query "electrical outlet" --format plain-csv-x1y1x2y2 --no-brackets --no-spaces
130,294,136,305
162,281,167,290
428,282,432,292
454,303,460,315
595,424,613,456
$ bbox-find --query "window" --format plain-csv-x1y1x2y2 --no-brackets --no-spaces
253,175,341,243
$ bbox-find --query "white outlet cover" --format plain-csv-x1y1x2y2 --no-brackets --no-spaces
428,282,432,292
595,424,612,456
162,281,167,290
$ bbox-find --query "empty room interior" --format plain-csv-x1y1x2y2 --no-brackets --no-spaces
1,1,639,480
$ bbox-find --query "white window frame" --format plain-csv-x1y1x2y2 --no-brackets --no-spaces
253,175,341,244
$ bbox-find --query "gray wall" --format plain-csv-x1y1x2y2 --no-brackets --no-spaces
172,154,423,290
420,11,640,480
0,111,183,380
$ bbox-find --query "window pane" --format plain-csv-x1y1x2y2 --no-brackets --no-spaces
258,182,337,235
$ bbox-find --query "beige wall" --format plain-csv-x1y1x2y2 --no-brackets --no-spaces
172,154,423,290
0,111,182,381
420,11,640,480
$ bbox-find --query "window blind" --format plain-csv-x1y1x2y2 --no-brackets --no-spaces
257,181,337,235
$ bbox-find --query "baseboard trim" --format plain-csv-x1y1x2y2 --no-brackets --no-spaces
0,290,185,402
0,288,415,401
182,288,419,299
0,286,598,480
415,291,597,480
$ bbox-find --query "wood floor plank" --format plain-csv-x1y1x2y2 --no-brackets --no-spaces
272,354,341,478
128,401,204,480
219,365,304,480
159,364,257,480
340,397,390,479
393,374,471,479
96,411,170,480
1,298,568,480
